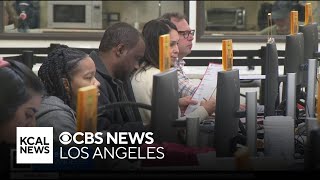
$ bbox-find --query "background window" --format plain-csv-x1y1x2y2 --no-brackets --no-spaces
197,1,320,42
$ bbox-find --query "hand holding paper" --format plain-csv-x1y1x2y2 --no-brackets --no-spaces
200,96,216,115
184,63,222,115
179,96,198,116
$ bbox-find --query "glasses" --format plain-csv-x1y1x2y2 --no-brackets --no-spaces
178,30,195,39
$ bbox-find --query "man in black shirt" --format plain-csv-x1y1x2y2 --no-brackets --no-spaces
90,22,146,134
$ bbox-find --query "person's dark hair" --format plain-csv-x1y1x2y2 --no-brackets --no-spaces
0,59,44,123
161,12,187,22
38,45,88,106
136,19,177,75
158,18,178,31
99,22,143,52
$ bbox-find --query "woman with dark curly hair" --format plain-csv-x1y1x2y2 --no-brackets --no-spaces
36,45,100,142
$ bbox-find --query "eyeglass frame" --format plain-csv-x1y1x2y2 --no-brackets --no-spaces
178,30,195,39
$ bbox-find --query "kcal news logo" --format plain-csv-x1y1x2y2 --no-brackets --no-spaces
16,127,53,164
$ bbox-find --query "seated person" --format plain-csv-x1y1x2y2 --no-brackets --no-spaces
161,12,198,98
89,22,147,133
36,46,101,143
259,1,293,35
131,19,215,128
0,58,44,144
0,59,44,175
37,45,139,170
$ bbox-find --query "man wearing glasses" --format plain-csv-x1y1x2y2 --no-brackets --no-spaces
161,13,197,98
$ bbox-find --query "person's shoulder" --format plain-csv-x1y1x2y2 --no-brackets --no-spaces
150,67,161,73
36,96,73,118
41,96,68,107
143,67,160,77
132,67,160,81
36,98,75,127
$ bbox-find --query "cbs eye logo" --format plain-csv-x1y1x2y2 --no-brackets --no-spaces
59,132,72,145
